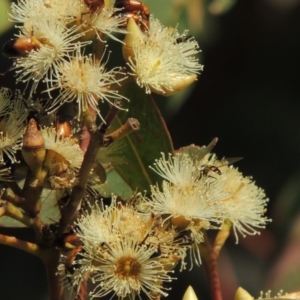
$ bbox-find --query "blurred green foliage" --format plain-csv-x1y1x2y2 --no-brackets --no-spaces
0,0,11,34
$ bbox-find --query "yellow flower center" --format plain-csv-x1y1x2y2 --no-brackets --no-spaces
115,256,141,280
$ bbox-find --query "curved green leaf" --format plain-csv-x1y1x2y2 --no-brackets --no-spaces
93,167,133,200
176,138,218,159
107,82,174,193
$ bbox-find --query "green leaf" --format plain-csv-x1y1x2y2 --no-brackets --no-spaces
93,167,133,200
107,82,174,193
176,138,218,160
0,0,11,35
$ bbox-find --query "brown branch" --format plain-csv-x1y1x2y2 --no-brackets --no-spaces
104,118,140,146
0,232,64,299
21,168,45,217
0,233,42,258
79,123,91,152
6,181,23,199
2,188,25,207
44,249,65,300
58,105,119,233
80,105,97,152
0,200,34,227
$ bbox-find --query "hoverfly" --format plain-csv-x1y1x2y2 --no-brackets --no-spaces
175,35,192,44
197,157,243,180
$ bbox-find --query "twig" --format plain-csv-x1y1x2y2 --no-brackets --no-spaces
2,188,25,207
6,181,23,199
44,249,65,300
0,200,34,227
200,230,224,300
0,232,65,300
201,223,231,300
58,104,119,233
21,169,45,217
104,118,140,146
0,233,42,258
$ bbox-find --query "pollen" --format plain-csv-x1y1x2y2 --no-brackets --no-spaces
115,256,141,279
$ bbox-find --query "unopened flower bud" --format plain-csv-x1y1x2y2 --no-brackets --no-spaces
123,18,144,61
234,287,254,300
22,118,46,175
183,286,198,300
151,73,197,96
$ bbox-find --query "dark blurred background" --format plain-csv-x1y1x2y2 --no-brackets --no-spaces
1,0,300,299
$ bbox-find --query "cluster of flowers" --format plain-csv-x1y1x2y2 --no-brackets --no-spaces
59,150,270,298
0,0,271,299
5,0,203,120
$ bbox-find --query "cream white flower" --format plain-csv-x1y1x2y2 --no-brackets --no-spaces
82,7,127,43
149,150,270,265
148,180,214,268
150,152,200,192
46,47,128,120
0,94,28,164
12,19,91,95
9,0,51,24
76,200,121,246
146,19,201,74
41,127,84,169
68,199,176,298
125,17,203,95
196,153,270,241
149,152,220,244
9,0,81,26
149,181,216,224
76,198,155,246
213,164,270,242
90,238,172,299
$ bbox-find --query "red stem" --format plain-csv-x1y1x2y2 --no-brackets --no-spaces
75,280,88,300
205,251,223,300
200,232,223,300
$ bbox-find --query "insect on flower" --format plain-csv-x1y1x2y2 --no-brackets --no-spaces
65,245,84,275
175,35,192,44
174,229,194,247
83,0,105,13
113,0,150,31
2,36,41,58
197,157,243,180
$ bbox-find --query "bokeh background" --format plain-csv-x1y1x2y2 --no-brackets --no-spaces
1,0,300,299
